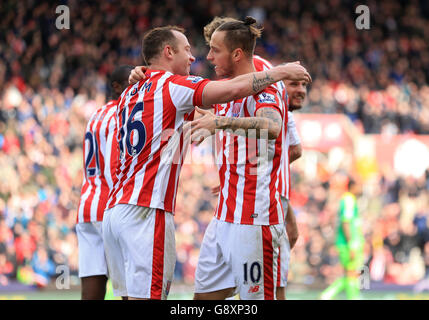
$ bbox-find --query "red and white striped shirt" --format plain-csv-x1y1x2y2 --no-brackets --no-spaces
213,85,286,226
107,69,209,213
77,100,119,223
253,55,295,200
283,111,301,199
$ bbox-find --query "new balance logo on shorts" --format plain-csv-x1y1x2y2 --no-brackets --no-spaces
248,285,260,293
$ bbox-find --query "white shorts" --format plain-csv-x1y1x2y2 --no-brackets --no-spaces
195,218,284,300
102,204,176,299
278,196,291,288
76,221,108,278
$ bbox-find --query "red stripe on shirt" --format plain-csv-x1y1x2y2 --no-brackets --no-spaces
82,107,105,222
262,226,274,300
225,136,238,222
269,134,283,225
150,209,165,299
277,249,281,288
94,107,110,221
216,132,227,220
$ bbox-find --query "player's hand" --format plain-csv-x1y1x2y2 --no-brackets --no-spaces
286,217,299,249
129,66,148,85
211,185,220,196
190,107,217,146
280,62,312,84
183,121,192,146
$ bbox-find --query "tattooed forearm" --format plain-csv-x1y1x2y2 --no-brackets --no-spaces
215,111,280,139
252,72,275,92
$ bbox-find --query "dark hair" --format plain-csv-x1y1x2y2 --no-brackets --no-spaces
348,177,356,191
216,16,262,56
141,25,186,65
109,65,134,99
110,65,134,87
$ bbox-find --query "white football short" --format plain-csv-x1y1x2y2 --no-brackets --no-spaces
76,221,108,278
195,218,284,300
102,204,176,299
278,196,291,288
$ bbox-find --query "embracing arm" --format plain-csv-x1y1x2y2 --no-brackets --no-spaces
201,63,311,107
190,105,283,143
214,107,282,139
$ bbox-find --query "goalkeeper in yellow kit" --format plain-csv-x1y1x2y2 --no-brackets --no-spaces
321,178,364,300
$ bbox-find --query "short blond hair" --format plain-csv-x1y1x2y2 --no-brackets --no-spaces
203,16,239,44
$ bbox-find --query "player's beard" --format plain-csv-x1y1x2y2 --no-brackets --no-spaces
215,55,235,78
289,103,301,111
289,95,305,111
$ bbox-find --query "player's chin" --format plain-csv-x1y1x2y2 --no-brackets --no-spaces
290,103,303,111
292,99,304,108
214,67,226,77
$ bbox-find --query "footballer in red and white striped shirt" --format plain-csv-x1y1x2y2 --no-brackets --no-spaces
192,17,308,301
106,71,209,214
102,25,309,300
76,65,133,300
77,99,118,223
253,53,306,299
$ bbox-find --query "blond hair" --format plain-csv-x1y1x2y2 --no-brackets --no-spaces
203,16,239,44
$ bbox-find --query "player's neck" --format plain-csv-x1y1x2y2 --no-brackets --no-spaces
148,61,171,73
231,59,256,78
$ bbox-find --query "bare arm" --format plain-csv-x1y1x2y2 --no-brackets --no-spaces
286,203,299,249
214,107,282,139
190,106,282,144
128,63,311,109
201,63,311,107
289,144,302,163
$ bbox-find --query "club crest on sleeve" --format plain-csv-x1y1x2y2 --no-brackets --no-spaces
186,76,204,83
257,92,276,104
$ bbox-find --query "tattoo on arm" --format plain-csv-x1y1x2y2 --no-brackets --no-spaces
252,72,275,92
215,107,281,139
258,108,283,129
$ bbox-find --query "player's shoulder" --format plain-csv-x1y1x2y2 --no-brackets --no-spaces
105,99,118,110
253,55,273,70
166,73,207,86
253,85,281,104
88,103,106,120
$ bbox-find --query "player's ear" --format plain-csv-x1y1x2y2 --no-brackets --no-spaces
112,81,121,95
163,45,174,60
231,48,243,62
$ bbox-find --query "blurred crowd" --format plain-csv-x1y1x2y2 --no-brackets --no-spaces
287,156,429,287
1,0,429,289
